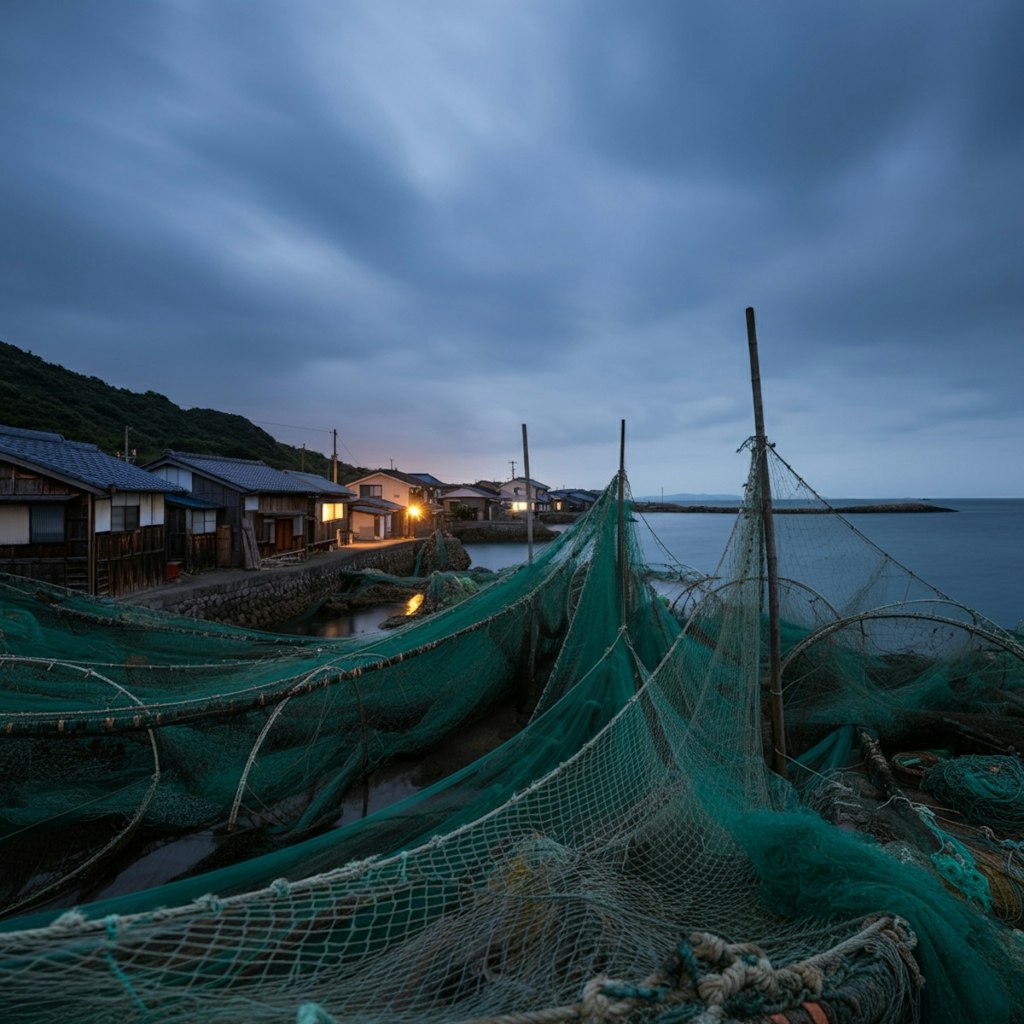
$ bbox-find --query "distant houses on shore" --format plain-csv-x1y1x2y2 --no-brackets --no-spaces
0,422,595,597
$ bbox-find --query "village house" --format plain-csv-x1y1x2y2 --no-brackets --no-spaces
499,477,552,516
0,424,180,596
282,470,355,550
439,483,503,521
143,451,324,568
548,489,601,513
344,468,446,539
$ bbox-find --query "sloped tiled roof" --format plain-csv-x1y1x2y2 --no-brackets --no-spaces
347,469,435,488
349,496,405,515
283,470,356,498
442,485,502,499
147,451,316,494
502,477,551,491
0,424,179,494
407,472,449,488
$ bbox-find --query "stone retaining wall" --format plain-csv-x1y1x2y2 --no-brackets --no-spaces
132,543,421,630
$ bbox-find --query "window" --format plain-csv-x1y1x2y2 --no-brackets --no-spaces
30,504,65,543
360,484,382,498
110,505,140,533
321,502,345,522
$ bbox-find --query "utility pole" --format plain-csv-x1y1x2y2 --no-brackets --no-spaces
521,425,533,566
508,459,517,479
332,430,338,484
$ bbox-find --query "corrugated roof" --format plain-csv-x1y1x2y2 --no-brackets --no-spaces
148,451,316,494
0,424,180,494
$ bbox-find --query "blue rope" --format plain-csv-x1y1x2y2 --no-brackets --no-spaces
102,915,149,1018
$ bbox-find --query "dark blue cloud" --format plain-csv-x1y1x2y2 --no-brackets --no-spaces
0,0,1021,495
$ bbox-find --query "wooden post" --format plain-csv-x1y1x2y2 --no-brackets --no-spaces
617,418,627,628
332,429,338,484
522,423,534,566
746,307,788,779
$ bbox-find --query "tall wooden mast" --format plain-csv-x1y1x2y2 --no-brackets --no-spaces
746,307,788,778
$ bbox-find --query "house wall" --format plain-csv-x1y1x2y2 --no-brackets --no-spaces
309,500,348,549
349,508,391,541
441,495,495,521
499,479,550,514
0,459,167,595
351,473,420,507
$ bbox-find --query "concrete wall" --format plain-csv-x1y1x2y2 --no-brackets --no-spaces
132,542,420,630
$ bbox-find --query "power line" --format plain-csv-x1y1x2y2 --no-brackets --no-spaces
249,418,362,466
250,418,333,434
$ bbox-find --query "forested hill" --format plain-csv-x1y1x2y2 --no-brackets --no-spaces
0,340,362,478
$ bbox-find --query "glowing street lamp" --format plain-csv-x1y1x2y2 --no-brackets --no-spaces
407,503,421,538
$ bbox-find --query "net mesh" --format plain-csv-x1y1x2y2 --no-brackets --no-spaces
0,451,1022,1023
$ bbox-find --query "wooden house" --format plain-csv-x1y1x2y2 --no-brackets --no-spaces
164,491,223,574
0,424,179,596
143,451,321,568
282,470,355,550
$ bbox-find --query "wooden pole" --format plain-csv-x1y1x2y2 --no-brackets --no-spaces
617,418,627,628
746,307,788,779
332,430,338,484
522,423,534,566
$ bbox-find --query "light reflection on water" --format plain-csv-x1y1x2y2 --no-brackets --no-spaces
280,601,409,638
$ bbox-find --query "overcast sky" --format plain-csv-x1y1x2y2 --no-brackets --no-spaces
2,2,1021,497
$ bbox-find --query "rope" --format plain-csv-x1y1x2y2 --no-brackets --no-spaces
459,917,918,1024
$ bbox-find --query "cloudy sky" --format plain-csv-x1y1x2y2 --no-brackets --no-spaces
2,2,1021,497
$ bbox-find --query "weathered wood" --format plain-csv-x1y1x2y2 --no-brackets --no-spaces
746,306,788,779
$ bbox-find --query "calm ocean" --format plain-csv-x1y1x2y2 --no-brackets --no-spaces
464,498,1024,630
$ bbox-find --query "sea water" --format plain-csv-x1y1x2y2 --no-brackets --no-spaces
464,499,1024,630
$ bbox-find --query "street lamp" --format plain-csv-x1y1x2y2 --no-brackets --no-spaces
407,503,421,538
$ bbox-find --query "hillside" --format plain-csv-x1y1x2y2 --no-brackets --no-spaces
0,340,363,478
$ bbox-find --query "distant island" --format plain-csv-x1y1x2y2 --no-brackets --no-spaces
634,501,955,514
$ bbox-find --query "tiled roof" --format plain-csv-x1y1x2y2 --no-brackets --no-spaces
348,469,435,488
349,496,405,514
282,470,356,497
407,472,449,488
442,485,501,498
149,451,316,494
0,424,179,494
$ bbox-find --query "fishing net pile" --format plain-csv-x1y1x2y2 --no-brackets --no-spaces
0,450,1022,1023
0,484,627,915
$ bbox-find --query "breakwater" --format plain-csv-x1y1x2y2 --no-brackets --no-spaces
633,502,955,514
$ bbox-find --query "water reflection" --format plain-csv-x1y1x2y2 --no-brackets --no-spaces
282,601,409,637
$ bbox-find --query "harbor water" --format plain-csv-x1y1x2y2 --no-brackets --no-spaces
466,499,1024,630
